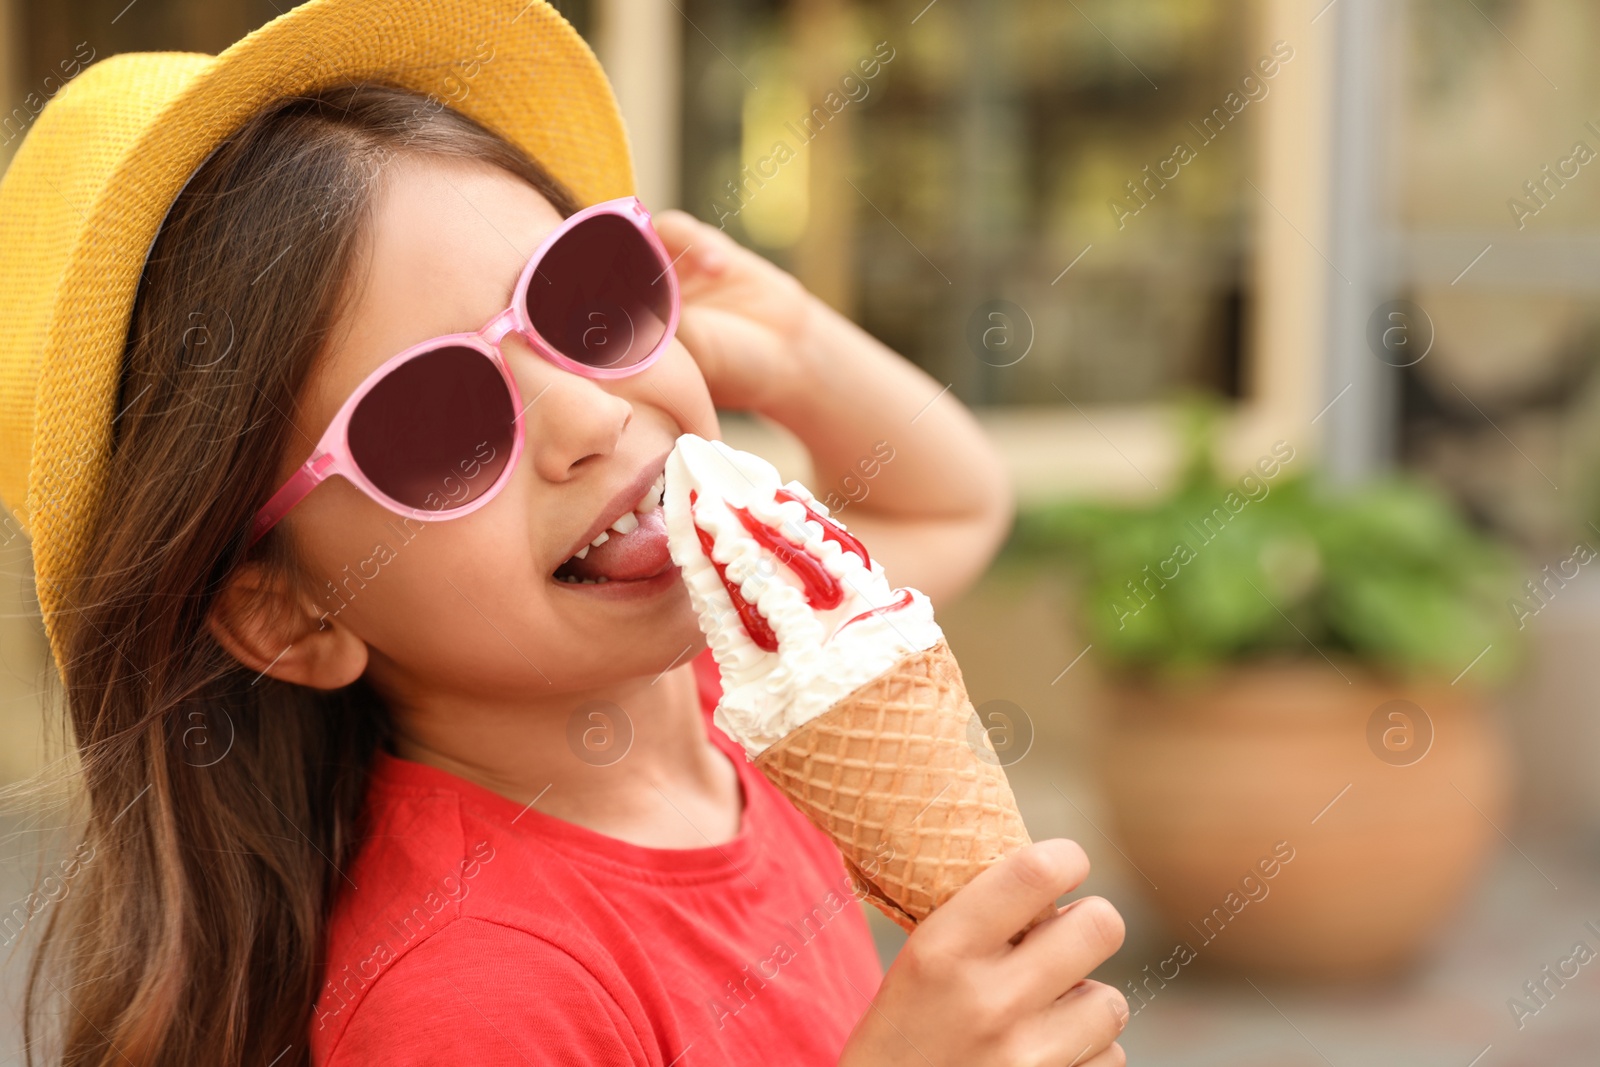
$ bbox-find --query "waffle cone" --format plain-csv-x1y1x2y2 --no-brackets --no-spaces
753,639,1034,932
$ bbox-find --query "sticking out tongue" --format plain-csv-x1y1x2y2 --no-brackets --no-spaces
557,507,673,582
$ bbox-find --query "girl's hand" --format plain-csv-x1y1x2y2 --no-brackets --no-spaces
650,209,823,413
838,840,1129,1067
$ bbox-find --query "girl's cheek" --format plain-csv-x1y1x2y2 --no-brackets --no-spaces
641,340,718,436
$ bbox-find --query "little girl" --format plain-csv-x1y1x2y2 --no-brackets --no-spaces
2,3,1127,1065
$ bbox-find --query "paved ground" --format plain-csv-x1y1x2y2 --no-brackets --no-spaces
0,806,63,1066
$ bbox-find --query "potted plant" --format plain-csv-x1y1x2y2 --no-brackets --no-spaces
1009,411,1523,980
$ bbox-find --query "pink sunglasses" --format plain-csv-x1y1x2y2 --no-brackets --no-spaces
248,196,680,546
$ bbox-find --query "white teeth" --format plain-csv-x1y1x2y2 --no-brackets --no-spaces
556,572,609,585
558,471,666,579
635,473,666,514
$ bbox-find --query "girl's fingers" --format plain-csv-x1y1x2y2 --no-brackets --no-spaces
650,208,699,256
1010,980,1128,1067
1072,1041,1127,1067
671,305,710,361
916,840,1090,959
652,210,730,280
1006,895,1126,1010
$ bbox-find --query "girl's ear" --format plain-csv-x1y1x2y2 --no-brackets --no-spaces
206,561,368,689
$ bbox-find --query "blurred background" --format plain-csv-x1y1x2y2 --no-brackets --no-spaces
4,0,1600,1062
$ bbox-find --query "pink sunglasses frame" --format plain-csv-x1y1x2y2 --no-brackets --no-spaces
247,196,680,547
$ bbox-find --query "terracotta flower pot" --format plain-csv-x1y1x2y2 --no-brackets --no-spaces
1099,659,1513,981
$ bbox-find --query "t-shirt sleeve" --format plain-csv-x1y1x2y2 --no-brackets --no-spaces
324,918,647,1066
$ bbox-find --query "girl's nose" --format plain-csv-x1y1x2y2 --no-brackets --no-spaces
513,350,633,482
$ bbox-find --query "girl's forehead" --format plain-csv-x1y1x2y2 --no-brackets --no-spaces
368,154,564,264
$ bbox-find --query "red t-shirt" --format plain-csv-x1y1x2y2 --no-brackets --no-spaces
309,651,884,1066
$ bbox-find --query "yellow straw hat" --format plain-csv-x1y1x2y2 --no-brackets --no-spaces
0,0,635,673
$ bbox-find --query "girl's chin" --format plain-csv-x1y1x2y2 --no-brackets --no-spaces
545,565,707,673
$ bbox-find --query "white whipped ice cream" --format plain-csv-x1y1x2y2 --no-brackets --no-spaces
663,434,943,757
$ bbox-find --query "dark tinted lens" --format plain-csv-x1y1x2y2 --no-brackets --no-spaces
524,213,672,369
347,346,514,512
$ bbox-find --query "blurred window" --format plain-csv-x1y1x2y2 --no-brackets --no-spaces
679,0,1260,410
1391,0,1600,550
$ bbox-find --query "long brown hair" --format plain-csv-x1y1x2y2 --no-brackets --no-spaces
20,82,580,1066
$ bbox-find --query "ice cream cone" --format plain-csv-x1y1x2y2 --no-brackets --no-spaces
661,435,1050,936
753,639,1035,932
